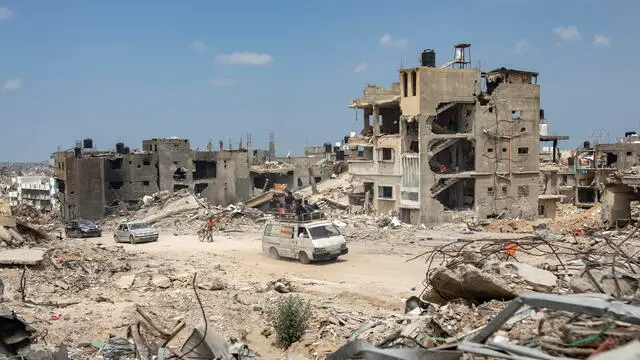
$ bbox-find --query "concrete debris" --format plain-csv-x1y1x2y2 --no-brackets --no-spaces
151,274,172,289
499,262,557,292
424,264,517,305
269,278,295,293
102,335,134,360
0,247,46,265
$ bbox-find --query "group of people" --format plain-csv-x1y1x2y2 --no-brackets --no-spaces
269,190,317,218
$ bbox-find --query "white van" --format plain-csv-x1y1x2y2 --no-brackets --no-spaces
262,212,348,264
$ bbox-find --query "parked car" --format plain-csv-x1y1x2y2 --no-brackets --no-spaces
114,221,159,244
65,219,102,238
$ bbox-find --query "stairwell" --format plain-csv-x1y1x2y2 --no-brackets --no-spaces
431,178,461,198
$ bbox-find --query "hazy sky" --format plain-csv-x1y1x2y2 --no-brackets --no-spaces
0,0,637,161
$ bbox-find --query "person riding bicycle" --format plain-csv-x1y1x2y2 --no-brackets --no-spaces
204,215,215,242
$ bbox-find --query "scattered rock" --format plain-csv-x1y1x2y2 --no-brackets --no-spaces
116,274,136,290
274,282,290,293
569,277,595,293
198,277,226,291
54,280,70,290
500,262,557,291
151,274,172,289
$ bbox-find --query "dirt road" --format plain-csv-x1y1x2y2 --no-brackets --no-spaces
94,230,427,307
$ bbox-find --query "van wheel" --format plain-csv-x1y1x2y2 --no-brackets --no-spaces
129,235,136,244
113,234,118,243
269,247,280,259
299,252,310,264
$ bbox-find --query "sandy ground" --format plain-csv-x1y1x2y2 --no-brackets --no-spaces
91,230,428,303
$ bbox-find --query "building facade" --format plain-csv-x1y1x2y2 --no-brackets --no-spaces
53,138,250,221
8,176,58,212
346,46,550,224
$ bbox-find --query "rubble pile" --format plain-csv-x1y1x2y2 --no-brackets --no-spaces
296,173,362,212
103,190,265,235
481,204,604,234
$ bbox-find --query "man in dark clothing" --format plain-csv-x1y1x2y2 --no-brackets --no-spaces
284,191,295,212
303,199,317,213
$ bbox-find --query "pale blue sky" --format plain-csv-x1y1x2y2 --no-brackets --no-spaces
0,0,637,161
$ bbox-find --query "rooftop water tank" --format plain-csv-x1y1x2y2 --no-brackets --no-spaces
421,49,436,67
83,138,93,149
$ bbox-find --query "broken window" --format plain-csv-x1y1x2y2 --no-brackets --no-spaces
173,167,187,181
401,191,419,201
489,107,494,113
520,127,526,133
143,160,151,166
511,110,522,119
410,141,419,153
381,148,394,161
109,181,123,190
502,185,508,194
143,181,150,186
538,205,545,216
297,178,303,187
194,183,209,194
109,158,123,170
518,147,529,155
411,71,417,96
605,152,618,166
402,72,408,97
314,177,321,184
488,187,494,194
487,148,494,153
627,152,633,156
502,148,507,153
193,160,217,180
173,184,188,192
518,185,529,197
378,186,393,199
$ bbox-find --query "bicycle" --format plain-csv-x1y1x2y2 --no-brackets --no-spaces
197,225,214,242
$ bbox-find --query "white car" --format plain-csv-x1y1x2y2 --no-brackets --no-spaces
114,221,159,244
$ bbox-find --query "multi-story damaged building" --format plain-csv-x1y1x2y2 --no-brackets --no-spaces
53,138,250,221
347,45,558,224
564,132,640,226
8,176,58,212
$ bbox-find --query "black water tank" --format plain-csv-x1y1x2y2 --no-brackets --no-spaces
336,150,345,161
324,142,332,153
539,109,545,120
83,138,93,149
116,142,125,154
583,141,591,149
122,146,130,154
421,49,436,67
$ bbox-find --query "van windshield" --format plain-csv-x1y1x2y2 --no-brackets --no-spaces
308,224,340,239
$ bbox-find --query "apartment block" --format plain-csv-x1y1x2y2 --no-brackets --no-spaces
346,45,557,224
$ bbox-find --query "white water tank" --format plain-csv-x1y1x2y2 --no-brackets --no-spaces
539,124,549,136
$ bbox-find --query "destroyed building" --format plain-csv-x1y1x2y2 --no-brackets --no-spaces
564,132,640,227
347,44,564,224
8,176,58,213
53,138,250,221
249,136,343,195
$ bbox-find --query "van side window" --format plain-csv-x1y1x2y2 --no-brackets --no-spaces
265,224,280,237
279,226,294,239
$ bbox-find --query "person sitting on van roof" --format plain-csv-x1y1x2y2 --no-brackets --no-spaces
284,191,296,212
303,199,317,213
268,194,280,211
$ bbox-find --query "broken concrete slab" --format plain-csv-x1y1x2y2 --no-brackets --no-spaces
0,248,47,265
424,265,516,305
115,274,136,290
500,262,557,291
0,227,11,243
151,274,172,289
